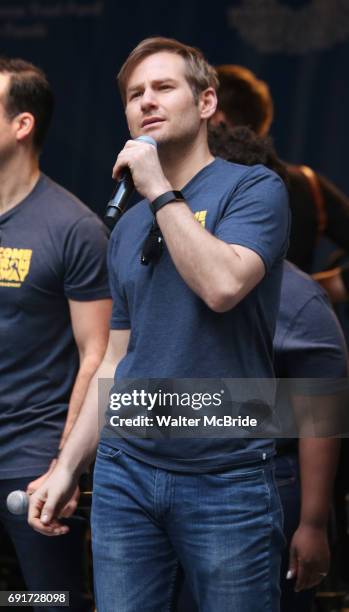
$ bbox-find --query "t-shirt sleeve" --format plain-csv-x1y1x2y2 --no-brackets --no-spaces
215,165,290,272
107,233,130,330
280,294,348,393
63,214,111,301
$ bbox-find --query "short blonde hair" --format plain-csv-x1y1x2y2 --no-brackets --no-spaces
117,36,218,105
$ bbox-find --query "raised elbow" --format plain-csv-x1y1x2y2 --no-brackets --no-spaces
205,286,239,313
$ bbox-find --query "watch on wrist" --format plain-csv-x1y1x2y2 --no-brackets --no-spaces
150,190,185,214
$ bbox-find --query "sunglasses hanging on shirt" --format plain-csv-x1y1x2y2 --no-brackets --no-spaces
141,220,163,266
141,220,163,265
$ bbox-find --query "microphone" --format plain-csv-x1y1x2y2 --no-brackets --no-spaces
6,489,93,516
7,490,28,515
104,135,157,230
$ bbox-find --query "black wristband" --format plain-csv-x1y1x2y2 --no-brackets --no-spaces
150,190,184,214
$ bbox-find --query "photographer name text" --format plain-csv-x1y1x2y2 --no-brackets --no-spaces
109,415,258,428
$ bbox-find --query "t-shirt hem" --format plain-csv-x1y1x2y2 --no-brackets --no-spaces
0,463,54,479
100,436,274,473
65,288,111,301
110,321,131,329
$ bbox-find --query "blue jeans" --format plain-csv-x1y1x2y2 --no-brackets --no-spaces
0,476,93,612
91,443,285,612
177,452,315,612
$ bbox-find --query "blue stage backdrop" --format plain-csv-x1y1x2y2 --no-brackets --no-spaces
1,0,349,216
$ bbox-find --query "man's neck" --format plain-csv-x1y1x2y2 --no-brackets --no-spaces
159,135,214,191
0,153,40,215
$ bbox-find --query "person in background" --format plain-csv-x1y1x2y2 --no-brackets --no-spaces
177,256,346,612
211,64,349,302
207,71,349,610
0,57,111,611
273,261,346,611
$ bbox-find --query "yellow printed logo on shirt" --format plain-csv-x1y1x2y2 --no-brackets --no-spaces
194,210,207,228
0,247,32,288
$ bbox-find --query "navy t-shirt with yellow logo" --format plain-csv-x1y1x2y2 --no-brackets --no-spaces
0,174,110,478
102,158,290,472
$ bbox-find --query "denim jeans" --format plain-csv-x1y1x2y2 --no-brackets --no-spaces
0,476,93,612
91,442,285,612
177,451,315,612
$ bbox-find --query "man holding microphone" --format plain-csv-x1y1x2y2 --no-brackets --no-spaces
29,37,289,611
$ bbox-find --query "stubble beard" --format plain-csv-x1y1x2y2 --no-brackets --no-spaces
0,140,17,169
156,117,202,159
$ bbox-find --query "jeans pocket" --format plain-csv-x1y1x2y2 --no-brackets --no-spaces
96,442,123,460
212,466,265,481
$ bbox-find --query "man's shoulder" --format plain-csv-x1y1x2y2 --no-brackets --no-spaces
281,261,325,308
277,262,332,343
214,156,281,180
211,159,288,206
38,174,100,225
276,261,347,378
31,175,109,254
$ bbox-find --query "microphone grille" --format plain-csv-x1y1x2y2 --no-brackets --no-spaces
135,135,157,147
7,490,29,515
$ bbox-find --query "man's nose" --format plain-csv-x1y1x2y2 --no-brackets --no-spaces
141,88,158,111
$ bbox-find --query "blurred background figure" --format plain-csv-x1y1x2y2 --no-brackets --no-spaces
206,65,349,610
210,64,349,303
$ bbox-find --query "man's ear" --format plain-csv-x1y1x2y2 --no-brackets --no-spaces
199,87,217,121
15,112,35,144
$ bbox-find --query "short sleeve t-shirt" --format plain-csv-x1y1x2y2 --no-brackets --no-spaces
274,261,348,450
0,174,110,478
102,158,290,471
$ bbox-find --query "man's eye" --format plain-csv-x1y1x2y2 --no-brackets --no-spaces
159,84,173,91
130,91,141,100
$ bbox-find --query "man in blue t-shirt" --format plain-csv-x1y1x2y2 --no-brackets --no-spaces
28,37,289,612
0,58,111,610
274,262,347,611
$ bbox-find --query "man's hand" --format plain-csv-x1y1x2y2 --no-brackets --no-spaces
287,524,330,592
112,139,171,202
26,459,58,494
27,460,80,520
28,465,78,537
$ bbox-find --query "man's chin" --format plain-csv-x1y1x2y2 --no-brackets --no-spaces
142,127,167,143
134,128,192,150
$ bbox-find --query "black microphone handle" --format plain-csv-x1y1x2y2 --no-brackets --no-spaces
104,135,157,230
104,170,134,230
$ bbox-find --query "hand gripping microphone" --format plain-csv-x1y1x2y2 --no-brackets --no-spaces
6,489,93,515
104,135,157,230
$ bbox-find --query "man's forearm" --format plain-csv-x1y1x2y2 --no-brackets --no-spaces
156,201,263,312
299,437,340,527
59,353,105,449
56,359,115,478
